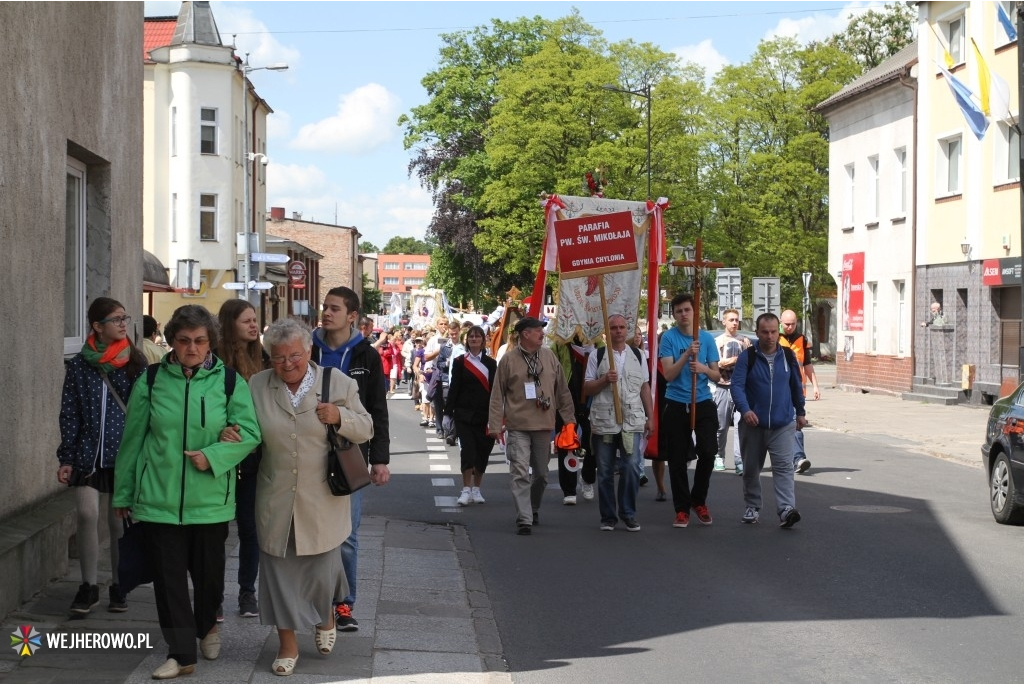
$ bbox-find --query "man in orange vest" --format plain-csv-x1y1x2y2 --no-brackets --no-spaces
779,310,819,474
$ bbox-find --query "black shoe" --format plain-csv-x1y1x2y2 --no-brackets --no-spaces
517,524,532,536
639,475,649,487
107,584,128,613
623,519,642,532
215,604,224,623
238,591,259,618
419,419,429,427
71,583,100,615
532,512,539,526
334,602,359,631
779,507,802,529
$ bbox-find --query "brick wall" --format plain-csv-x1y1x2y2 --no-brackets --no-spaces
836,354,913,395
267,216,358,292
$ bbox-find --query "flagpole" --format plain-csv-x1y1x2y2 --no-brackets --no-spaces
1017,2,1024,353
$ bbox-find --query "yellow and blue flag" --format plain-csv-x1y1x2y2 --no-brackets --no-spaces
937,63,989,141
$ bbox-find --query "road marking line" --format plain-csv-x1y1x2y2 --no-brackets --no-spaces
434,496,459,507
427,445,448,451
432,478,455,486
429,464,452,472
429,454,449,460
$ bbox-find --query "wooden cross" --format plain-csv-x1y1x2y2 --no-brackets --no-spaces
668,238,724,428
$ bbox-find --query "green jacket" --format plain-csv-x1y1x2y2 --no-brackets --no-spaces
113,357,261,524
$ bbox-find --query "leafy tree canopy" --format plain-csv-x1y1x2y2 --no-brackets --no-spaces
380,236,434,254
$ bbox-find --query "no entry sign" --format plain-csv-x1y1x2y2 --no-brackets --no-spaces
554,210,638,278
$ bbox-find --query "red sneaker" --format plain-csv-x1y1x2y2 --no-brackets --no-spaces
694,504,713,525
673,511,689,528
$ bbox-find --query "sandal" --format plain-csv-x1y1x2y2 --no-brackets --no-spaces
315,625,336,655
272,654,297,676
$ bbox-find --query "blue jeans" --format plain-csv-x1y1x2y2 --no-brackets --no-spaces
338,487,361,607
794,428,806,465
595,432,641,524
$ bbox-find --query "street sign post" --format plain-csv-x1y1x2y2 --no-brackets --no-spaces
751,277,781,319
716,268,742,322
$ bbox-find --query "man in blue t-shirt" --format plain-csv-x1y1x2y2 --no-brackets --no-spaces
659,293,721,528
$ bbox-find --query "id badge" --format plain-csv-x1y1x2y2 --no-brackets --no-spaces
524,383,537,400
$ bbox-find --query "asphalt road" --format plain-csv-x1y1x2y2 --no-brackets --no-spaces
368,390,1023,683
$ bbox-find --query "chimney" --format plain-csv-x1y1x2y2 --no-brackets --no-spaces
270,207,285,221
292,211,303,220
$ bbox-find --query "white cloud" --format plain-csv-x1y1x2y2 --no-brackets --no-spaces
266,167,433,245
672,39,730,84
290,84,402,155
266,111,292,141
213,2,301,73
764,2,884,44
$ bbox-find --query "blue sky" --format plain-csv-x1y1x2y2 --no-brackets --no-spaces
144,1,887,247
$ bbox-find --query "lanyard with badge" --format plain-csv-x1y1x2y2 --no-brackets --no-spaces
522,348,551,410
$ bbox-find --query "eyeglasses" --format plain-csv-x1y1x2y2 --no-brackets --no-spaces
101,316,132,326
173,336,209,347
270,352,306,366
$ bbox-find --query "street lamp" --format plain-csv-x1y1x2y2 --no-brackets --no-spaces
602,82,652,200
241,56,288,303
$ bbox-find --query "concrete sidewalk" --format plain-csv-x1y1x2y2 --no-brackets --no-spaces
804,363,990,468
0,517,511,684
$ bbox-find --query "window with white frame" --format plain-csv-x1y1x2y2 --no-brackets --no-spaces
64,158,87,355
383,277,400,285
199,194,217,241
404,262,426,270
200,108,217,154
938,135,962,195
996,2,1017,47
171,106,177,157
995,120,1020,184
171,192,178,243
939,13,965,66
895,147,907,215
868,282,878,353
844,163,855,226
867,155,879,221
404,277,424,286
895,280,907,355
384,262,400,270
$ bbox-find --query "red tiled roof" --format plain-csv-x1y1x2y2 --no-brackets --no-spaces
144,17,177,63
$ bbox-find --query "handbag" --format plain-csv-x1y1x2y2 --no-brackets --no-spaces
117,517,153,595
321,368,372,496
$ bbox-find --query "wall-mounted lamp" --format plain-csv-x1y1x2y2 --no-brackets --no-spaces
960,239,971,260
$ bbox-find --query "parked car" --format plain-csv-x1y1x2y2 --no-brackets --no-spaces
981,383,1024,525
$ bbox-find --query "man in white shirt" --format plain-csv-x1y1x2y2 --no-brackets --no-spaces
713,309,750,475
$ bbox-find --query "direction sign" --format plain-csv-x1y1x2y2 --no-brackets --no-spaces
250,252,290,263
223,283,246,290
223,281,275,291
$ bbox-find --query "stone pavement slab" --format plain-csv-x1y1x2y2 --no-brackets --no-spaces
0,518,510,685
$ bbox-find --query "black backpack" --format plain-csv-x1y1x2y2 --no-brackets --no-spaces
745,345,797,370
595,346,643,368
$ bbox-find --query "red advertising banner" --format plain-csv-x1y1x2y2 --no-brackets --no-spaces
554,211,638,279
982,258,1023,286
841,252,864,331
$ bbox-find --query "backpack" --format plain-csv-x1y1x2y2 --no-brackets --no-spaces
147,362,236,399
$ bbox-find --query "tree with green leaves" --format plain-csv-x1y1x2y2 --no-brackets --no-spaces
358,240,379,254
380,236,434,255
828,3,915,71
361,272,383,315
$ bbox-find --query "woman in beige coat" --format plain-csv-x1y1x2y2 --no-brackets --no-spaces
245,319,372,676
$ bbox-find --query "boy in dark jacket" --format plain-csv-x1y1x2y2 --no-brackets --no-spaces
730,312,806,528
312,287,391,631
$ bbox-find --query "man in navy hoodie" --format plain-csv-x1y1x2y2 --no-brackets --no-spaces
730,312,806,528
312,286,391,631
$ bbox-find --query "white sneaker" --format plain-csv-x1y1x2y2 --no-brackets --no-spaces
471,487,485,504
457,488,472,506
563,495,577,505
713,457,725,471
581,482,594,501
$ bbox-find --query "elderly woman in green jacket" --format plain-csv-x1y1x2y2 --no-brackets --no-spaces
114,305,261,680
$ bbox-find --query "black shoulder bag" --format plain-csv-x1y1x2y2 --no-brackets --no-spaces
322,367,372,496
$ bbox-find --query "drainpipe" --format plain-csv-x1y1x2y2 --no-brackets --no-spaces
899,62,919,386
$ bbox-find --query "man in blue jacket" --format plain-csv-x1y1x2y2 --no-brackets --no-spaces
730,312,806,528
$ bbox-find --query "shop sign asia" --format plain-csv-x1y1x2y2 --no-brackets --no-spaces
288,260,307,289
841,252,864,331
554,211,638,278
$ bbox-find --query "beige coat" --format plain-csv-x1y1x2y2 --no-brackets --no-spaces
250,363,373,558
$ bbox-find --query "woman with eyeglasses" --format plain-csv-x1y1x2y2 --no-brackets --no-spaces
114,305,261,680
245,318,372,676
57,297,147,617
